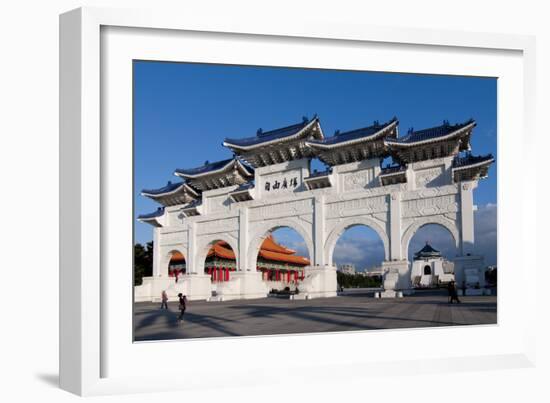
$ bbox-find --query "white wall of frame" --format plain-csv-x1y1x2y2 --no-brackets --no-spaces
2,1,549,402
100,14,526,387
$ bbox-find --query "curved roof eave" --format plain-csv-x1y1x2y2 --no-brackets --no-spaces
305,120,398,150
452,157,495,171
174,158,253,179
385,122,476,148
141,182,199,198
222,117,323,151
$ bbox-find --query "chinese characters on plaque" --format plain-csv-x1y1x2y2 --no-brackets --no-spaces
264,177,298,192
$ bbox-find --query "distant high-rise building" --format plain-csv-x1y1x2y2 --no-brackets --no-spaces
338,264,356,275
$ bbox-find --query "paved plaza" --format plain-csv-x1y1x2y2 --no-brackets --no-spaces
134,290,497,341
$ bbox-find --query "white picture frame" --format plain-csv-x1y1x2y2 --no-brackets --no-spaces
60,6,537,396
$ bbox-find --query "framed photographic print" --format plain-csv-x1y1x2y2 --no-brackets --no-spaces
60,6,536,396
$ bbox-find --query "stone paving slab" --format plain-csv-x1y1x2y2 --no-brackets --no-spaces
134,291,497,341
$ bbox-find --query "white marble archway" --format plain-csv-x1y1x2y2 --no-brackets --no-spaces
325,216,390,266
247,218,314,272
194,235,239,275
139,152,489,301
401,216,460,259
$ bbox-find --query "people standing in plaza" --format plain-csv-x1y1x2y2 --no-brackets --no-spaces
448,281,461,304
178,293,187,321
160,290,168,309
461,280,466,296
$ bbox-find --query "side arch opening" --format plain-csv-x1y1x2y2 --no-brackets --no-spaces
167,250,186,281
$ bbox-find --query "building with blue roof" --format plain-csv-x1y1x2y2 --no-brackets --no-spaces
138,116,493,219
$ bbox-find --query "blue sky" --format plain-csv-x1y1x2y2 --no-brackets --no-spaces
134,61,497,267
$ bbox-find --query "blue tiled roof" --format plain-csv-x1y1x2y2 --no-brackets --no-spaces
414,243,442,259
142,181,185,196
306,169,332,179
380,164,406,175
223,116,318,148
308,118,397,146
233,182,255,192
175,158,253,177
182,199,202,209
453,153,494,168
387,119,475,144
138,207,164,220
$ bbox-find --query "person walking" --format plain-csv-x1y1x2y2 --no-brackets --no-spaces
448,281,461,304
160,290,169,309
178,293,188,322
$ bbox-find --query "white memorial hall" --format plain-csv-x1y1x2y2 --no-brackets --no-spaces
135,116,494,301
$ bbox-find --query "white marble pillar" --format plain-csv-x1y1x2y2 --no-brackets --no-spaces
313,196,325,266
152,227,163,277
239,208,249,271
389,192,402,261
460,181,477,255
187,222,196,273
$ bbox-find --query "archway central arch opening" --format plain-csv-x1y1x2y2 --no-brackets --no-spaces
330,224,386,289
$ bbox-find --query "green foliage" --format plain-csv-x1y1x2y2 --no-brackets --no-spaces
134,241,153,285
337,271,382,288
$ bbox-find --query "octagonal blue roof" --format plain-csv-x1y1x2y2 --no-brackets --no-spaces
414,243,442,260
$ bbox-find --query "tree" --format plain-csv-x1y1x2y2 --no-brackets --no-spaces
337,272,381,289
485,267,497,286
134,241,153,285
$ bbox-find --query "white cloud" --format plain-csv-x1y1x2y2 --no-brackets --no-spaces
473,203,497,265
268,203,497,268
333,236,385,270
